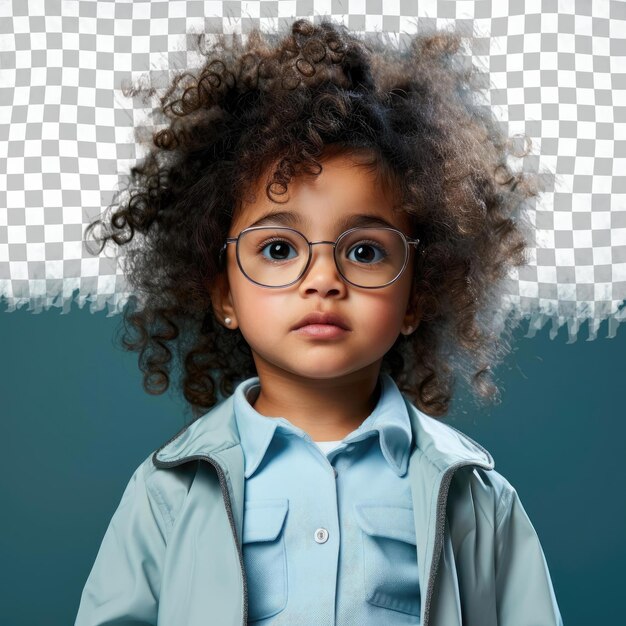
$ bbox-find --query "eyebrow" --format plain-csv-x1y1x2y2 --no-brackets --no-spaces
247,210,399,232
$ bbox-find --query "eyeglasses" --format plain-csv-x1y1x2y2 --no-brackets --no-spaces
219,226,420,289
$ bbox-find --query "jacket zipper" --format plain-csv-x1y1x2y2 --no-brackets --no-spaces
423,459,493,626
155,454,248,626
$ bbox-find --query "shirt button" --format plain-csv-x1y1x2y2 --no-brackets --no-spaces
314,528,329,544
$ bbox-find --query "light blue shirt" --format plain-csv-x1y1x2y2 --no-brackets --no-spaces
233,372,420,625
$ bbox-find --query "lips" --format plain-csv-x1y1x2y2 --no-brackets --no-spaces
292,311,350,330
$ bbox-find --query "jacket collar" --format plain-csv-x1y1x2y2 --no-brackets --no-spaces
152,383,495,473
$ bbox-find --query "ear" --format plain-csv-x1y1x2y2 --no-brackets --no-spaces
401,287,422,336
208,271,238,329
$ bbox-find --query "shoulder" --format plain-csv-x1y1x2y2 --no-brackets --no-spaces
447,463,518,532
130,396,240,535
131,452,202,536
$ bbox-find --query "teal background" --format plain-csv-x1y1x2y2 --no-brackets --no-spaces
1,299,624,625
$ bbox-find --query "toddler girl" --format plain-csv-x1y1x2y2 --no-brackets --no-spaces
76,17,562,626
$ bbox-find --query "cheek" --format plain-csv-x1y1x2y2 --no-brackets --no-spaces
357,291,407,334
364,299,404,328
370,275,412,314
230,278,290,327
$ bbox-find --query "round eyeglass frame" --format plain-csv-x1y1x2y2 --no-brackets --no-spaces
219,225,421,289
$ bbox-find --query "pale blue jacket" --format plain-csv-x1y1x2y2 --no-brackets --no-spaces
75,384,563,625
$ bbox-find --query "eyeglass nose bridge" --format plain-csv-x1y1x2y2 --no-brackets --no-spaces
297,238,343,283
307,239,340,255
310,240,337,246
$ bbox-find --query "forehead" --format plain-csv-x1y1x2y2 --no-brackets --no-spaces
232,152,412,234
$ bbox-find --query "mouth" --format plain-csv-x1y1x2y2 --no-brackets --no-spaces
292,324,350,338
292,312,350,331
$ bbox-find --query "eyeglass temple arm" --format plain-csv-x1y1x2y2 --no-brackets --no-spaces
219,239,237,257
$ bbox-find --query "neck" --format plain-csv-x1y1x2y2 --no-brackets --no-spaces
249,364,383,442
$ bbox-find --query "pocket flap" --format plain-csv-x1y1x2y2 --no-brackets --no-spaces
243,498,289,543
354,503,416,545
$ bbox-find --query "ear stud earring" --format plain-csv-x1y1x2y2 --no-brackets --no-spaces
224,317,232,325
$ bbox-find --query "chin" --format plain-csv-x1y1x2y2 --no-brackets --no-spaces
289,361,371,380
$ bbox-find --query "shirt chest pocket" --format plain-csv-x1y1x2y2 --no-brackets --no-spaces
354,502,421,619
242,498,289,622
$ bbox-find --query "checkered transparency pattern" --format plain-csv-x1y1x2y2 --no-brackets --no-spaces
0,0,624,342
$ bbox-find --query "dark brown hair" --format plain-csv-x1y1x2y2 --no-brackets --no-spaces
85,17,542,420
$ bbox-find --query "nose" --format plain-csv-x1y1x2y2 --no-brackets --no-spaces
298,241,347,296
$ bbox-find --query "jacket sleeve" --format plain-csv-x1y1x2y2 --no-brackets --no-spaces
75,458,167,626
494,484,563,626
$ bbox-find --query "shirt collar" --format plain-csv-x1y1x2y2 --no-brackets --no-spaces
233,372,414,479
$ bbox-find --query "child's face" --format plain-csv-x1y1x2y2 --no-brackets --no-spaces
211,152,420,383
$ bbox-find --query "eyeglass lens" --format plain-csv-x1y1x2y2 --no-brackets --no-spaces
236,227,407,288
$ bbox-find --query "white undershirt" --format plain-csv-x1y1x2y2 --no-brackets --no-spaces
313,440,344,455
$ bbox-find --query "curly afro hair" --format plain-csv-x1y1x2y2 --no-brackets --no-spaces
85,17,542,420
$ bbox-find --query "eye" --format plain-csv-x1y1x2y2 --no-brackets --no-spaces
257,238,299,262
346,240,389,264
